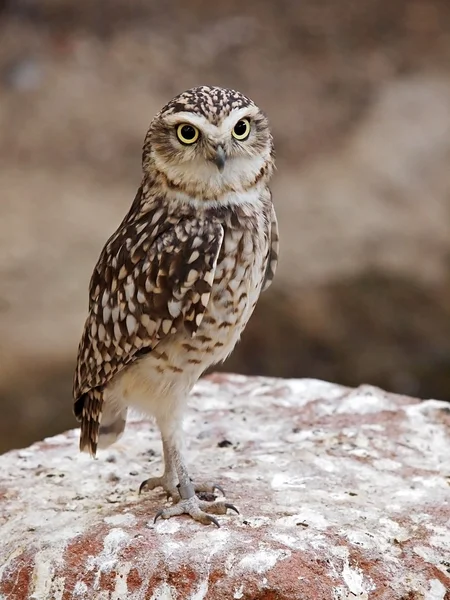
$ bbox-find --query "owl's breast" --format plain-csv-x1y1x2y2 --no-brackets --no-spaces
196,225,268,363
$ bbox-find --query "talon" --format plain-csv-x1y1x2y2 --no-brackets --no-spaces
225,503,239,515
193,481,226,496
139,479,149,495
212,483,225,496
154,509,164,524
138,476,180,501
151,495,237,526
208,515,221,528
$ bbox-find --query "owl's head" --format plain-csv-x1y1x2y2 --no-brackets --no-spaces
143,86,274,201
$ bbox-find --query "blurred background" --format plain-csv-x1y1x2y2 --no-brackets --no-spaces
1,0,450,453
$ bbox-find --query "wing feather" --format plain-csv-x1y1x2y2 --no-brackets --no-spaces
261,202,279,292
73,215,224,414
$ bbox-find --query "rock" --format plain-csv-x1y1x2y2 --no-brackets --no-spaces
0,374,449,599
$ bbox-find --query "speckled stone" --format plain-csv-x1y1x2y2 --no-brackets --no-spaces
0,374,449,599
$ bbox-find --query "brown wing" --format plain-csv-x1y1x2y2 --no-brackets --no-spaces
261,203,279,292
73,215,224,418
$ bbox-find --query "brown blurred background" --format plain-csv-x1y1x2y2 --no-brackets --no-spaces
1,0,450,453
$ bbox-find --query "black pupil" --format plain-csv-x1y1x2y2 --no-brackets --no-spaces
234,120,248,136
181,125,196,140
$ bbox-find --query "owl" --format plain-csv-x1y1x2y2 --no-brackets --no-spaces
73,86,279,526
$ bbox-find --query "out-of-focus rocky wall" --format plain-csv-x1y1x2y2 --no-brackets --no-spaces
1,0,450,452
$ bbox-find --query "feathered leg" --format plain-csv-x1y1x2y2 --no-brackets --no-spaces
140,414,238,526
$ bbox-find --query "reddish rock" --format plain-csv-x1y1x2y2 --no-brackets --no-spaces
0,374,449,599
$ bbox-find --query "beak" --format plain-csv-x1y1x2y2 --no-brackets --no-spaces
214,145,226,172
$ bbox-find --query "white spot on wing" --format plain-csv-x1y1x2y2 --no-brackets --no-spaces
126,314,137,336
98,323,106,342
103,306,111,323
188,250,200,264
167,299,182,318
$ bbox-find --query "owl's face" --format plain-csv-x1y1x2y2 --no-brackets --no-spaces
143,86,274,200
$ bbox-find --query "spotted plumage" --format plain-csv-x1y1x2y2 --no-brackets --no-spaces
73,86,278,526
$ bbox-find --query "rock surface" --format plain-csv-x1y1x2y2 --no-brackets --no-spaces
0,374,449,599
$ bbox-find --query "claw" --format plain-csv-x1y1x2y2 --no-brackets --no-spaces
212,483,225,496
139,476,180,501
225,503,240,515
193,482,226,496
154,509,164,524
208,515,221,528
139,479,149,495
152,495,237,527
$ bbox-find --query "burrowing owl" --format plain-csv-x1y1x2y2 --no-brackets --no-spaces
73,85,279,526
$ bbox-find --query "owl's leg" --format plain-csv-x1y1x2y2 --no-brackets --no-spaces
153,438,239,527
143,414,238,526
139,439,180,500
140,438,226,500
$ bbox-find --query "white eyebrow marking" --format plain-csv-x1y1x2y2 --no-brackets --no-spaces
163,105,261,140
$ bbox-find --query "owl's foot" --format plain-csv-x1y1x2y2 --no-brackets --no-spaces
139,477,225,502
139,476,179,501
154,495,239,527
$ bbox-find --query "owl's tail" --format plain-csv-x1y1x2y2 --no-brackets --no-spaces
76,389,127,456
77,389,103,456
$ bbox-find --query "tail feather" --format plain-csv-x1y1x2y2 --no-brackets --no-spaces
75,388,127,455
78,389,103,457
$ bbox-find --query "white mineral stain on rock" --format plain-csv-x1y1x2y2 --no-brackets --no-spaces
269,531,307,551
378,517,411,542
336,385,397,414
341,529,380,552
360,423,385,431
237,548,290,574
313,456,336,472
372,458,402,471
29,553,58,600
149,582,178,599
152,519,181,534
73,581,88,596
0,546,25,584
342,558,374,596
287,378,346,401
111,562,132,600
191,576,209,600
413,541,450,579
104,513,137,526
86,527,130,588
270,472,308,489
425,579,447,600
331,548,375,599
233,583,244,599
188,527,230,554
393,487,427,502
100,528,129,563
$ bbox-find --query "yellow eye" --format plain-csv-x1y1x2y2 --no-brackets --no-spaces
176,124,200,145
232,118,251,140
